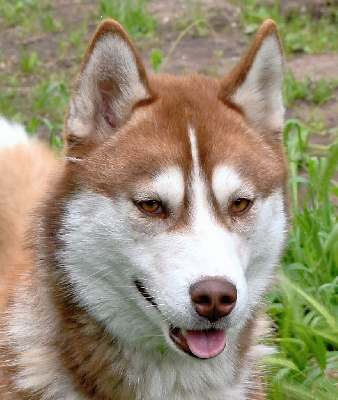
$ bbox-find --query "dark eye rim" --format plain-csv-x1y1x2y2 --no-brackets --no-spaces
230,198,253,214
135,199,167,217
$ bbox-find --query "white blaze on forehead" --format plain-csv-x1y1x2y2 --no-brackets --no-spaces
186,125,244,278
187,125,211,220
151,167,185,209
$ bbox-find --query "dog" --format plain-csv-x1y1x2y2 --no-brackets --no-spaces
0,18,288,399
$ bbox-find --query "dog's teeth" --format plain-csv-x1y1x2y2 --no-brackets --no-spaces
181,328,187,336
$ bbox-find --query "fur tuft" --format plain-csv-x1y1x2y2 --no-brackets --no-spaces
0,117,29,149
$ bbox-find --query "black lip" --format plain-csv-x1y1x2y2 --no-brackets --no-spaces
133,281,192,356
169,326,196,357
134,280,158,308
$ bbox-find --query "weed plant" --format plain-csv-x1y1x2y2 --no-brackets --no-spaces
264,120,338,399
284,72,338,108
21,50,39,74
0,0,51,28
237,0,338,54
97,0,156,40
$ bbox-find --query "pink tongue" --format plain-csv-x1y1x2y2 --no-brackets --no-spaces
186,330,226,359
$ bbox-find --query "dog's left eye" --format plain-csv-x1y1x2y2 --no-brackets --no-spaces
137,200,164,215
230,198,251,214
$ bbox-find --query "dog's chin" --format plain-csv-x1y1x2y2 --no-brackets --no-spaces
169,325,226,359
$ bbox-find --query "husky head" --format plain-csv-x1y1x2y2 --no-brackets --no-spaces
57,19,288,361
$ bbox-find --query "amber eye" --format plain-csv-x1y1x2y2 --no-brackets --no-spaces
230,198,251,214
137,200,164,215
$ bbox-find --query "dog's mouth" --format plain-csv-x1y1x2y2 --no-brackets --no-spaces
169,326,226,359
135,280,226,359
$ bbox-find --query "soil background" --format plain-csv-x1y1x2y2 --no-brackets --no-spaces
0,0,337,134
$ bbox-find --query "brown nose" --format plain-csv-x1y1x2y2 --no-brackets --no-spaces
190,277,237,322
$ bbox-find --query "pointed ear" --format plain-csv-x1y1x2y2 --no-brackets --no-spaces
65,19,152,149
219,20,284,139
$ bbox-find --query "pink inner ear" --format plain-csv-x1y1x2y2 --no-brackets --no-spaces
104,110,116,128
103,96,116,129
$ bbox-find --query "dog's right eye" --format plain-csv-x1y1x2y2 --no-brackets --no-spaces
230,198,251,214
137,200,165,216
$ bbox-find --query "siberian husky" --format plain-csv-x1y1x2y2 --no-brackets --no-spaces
0,19,288,399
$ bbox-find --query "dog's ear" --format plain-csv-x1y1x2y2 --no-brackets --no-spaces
65,19,152,150
219,19,284,139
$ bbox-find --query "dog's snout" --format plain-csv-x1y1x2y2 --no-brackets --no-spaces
190,277,237,322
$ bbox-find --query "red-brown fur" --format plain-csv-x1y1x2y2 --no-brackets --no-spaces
0,143,56,311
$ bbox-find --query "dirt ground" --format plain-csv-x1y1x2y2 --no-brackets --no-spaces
146,0,338,132
0,0,337,132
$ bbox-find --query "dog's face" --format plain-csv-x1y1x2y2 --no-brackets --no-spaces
58,19,288,360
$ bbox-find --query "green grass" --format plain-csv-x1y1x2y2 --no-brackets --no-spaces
0,0,50,27
264,120,338,399
21,50,40,73
284,72,338,107
97,0,156,40
237,0,338,54
41,14,63,33
0,0,53,35
57,20,88,62
173,0,211,38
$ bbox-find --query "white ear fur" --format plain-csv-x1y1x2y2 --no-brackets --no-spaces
66,30,150,143
231,33,284,136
